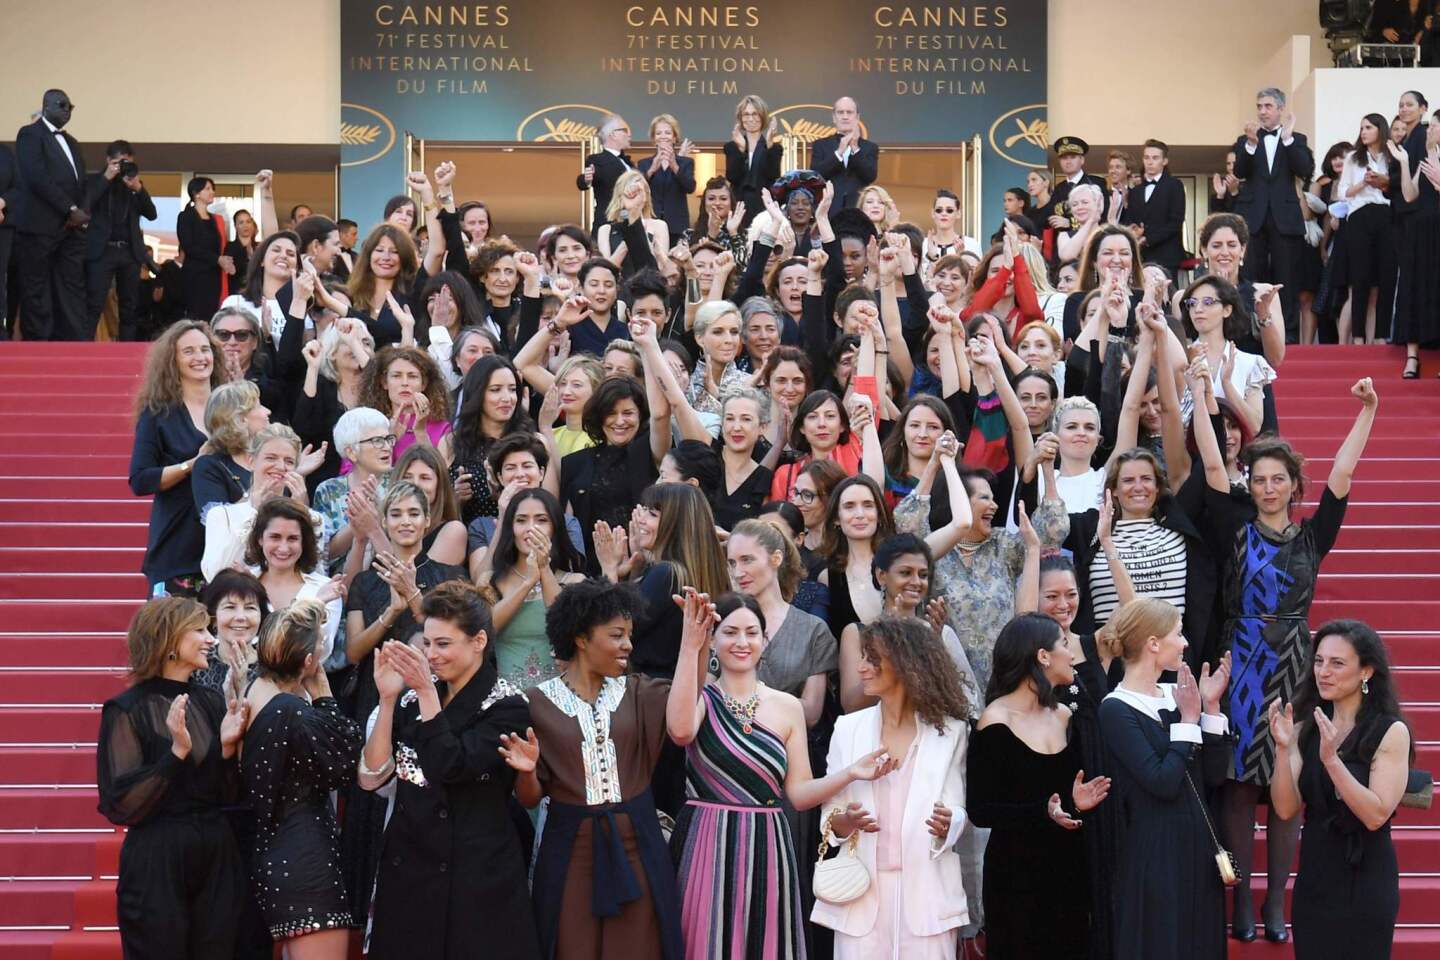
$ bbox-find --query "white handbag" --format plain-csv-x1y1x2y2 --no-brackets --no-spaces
812,811,871,905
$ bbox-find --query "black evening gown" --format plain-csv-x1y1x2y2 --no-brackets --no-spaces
241,693,363,939
1391,168,1440,348
967,722,1090,960
97,678,246,959
1059,633,1123,960
1100,687,1230,960
1291,712,1402,959
368,662,541,959
176,206,224,321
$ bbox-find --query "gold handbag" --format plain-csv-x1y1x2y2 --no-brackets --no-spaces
1186,771,1240,887
813,809,872,904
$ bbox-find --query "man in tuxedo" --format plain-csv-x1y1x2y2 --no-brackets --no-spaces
1121,140,1188,274
1232,87,1313,342
83,140,156,341
576,115,633,233
0,144,21,339
1046,136,1110,232
811,97,879,209
15,89,89,341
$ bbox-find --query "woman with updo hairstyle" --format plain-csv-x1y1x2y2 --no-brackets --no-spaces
1099,598,1232,960
1268,619,1411,958
709,386,774,530
813,615,971,958
361,580,541,959
503,578,683,959
968,612,1112,960
1194,376,1378,942
240,598,363,951
176,176,232,319
359,343,454,464
191,379,270,520
97,597,250,957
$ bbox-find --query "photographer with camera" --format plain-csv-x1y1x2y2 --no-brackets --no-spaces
84,139,156,341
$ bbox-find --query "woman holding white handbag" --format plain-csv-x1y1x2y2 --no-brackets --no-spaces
812,615,972,959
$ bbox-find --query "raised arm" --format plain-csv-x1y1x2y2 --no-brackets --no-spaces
629,316,673,467
924,434,973,558
1327,378,1377,499
665,591,715,746
1187,357,1231,494
255,170,279,237
406,171,446,277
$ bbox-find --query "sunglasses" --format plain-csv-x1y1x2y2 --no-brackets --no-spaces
215,329,256,342
1183,296,1223,309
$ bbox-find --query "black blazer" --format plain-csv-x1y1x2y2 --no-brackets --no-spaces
1050,173,1112,224
13,118,86,235
636,155,695,237
1231,130,1314,237
83,175,157,261
724,139,783,228
575,150,633,228
1121,173,1187,269
0,145,21,231
810,135,879,209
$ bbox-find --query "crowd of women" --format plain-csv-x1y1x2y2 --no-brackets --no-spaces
109,91,1421,959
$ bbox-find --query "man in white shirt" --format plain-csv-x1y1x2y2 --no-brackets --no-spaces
576,115,633,235
14,89,90,340
811,97,880,209
1231,87,1314,343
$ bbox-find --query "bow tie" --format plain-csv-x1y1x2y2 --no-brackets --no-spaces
1146,179,1160,186
1259,128,1278,138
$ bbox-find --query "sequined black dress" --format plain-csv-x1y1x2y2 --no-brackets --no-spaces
240,693,363,939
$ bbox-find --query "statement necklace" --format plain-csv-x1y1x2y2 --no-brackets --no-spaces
718,682,762,735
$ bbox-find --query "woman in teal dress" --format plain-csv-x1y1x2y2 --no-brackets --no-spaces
481,489,584,687
666,590,897,960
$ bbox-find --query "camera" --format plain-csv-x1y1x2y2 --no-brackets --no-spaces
119,160,139,179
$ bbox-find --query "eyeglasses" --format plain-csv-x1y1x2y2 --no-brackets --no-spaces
1182,296,1222,309
358,434,398,449
215,329,255,342
791,489,818,505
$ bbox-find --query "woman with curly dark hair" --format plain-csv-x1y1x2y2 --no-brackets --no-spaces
968,613,1113,960
500,577,687,960
1268,619,1412,959
813,614,971,958
359,344,454,465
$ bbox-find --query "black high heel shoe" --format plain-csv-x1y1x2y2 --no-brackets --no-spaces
1230,920,1256,943
1263,924,1289,943
1403,356,1421,379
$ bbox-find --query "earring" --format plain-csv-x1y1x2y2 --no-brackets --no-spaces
167,653,177,660
708,653,720,675
1362,677,1370,695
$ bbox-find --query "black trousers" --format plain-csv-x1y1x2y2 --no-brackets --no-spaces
0,227,12,338
86,242,142,340
1344,202,1398,341
17,227,87,340
116,814,245,960
1245,214,1301,344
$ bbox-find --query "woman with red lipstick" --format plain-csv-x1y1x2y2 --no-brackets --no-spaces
1195,376,1378,943
450,354,535,525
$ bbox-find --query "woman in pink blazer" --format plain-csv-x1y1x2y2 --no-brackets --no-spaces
812,615,974,958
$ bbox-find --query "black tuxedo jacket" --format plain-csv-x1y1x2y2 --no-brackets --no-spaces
1121,173,1187,269
84,174,157,261
636,154,695,236
13,118,86,236
0,145,22,232
724,139,783,228
576,150,633,228
1231,130,1314,237
811,135,879,209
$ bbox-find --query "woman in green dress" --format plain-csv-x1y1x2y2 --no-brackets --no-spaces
481,488,586,687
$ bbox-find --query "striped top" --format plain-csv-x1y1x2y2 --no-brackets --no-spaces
1089,518,1188,626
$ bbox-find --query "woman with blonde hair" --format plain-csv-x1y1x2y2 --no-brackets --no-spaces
97,597,250,957
858,185,901,231
726,93,782,230
294,317,374,489
596,170,671,276
241,598,364,954
512,339,603,456
1099,597,1232,960
638,112,696,236
191,379,270,523
131,320,228,597
686,300,750,415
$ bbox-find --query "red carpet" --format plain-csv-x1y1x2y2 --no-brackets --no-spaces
0,342,1435,958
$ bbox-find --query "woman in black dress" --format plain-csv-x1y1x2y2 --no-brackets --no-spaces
968,613,1112,960
1268,619,1411,959
1099,598,1233,960
176,177,233,321
724,95,783,232
1387,108,1440,377
240,598,363,954
450,354,534,526
361,581,541,959
97,597,250,958
225,209,260,299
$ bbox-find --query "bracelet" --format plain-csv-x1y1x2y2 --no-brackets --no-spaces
545,320,561,337
424,200,440,213
875,350,889,355
407,589,421,604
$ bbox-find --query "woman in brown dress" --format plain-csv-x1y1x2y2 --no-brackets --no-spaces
500,577,702,960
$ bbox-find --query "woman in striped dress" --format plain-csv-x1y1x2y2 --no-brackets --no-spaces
667,591,897,960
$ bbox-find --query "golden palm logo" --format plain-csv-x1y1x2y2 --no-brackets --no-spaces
516,105,618,143
988,104,1050,167
772,105,869,145
340,123,382,146
339,103,397,168
533,118,600,143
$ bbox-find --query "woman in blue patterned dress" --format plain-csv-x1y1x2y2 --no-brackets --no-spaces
1192,367,1378,942
666,591,897,960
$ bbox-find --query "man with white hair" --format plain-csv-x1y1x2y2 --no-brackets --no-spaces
1232,86,1314,342
811,96,879,209
576,114,633,235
